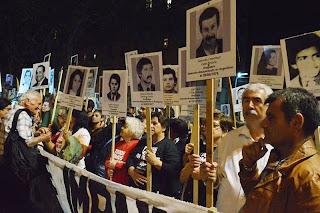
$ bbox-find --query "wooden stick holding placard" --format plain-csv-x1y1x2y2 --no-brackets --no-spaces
191,104,200,204
110,115,117,181
50,69,64,125
228,77,237,128
206,79,218,208
166,105,170,139
146,107,152,192
39,89,43,121
65,108,73,131
314,127,320,154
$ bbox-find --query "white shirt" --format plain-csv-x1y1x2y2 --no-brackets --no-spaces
73,128,90,169
216,126,272,213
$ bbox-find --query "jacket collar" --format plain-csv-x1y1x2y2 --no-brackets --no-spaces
254,139,317,189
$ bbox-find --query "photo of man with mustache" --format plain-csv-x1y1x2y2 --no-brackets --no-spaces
196,6,223,58
137,57,155,91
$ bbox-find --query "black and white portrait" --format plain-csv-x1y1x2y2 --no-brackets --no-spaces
130,55,161,92
107,73,121,101
282,31,320,89
63,66,88,98
163,67,178,93
87,68,97,89
195,6,223,58
32,62,50,89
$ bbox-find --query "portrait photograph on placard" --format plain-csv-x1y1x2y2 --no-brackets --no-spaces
19,68,32,93
249,46,284,89
178,47,206,106
43,53,51,62
60,66,89,110
163,65,179,105
281,31,320,96
128,52,164,108
221,103,230,117
86,67,98,97
232,84,248,113
5,74,13,88
102,70,128,117
186,0,236,81
64,66,87,97
31,62,50,90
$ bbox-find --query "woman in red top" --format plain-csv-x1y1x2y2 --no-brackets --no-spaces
105,117,144,185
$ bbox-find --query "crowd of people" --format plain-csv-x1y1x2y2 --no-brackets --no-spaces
1,83,320,212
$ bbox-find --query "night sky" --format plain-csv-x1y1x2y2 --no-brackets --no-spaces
0,0,319,88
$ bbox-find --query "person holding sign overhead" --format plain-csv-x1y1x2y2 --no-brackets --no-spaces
67,69,83,96
137,57,155,91
107,73,121,101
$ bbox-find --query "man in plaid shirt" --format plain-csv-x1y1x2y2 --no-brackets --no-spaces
4,90,51,146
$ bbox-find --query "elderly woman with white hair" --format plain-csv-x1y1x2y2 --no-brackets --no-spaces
105,117,144,185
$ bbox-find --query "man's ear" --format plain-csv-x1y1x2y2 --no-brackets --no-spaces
290,113,304,132
138,74,141,79
291,64,298,70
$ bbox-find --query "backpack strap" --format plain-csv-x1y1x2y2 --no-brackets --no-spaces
10,109,31,133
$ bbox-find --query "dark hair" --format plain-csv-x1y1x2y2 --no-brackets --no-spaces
25,70,32,76
0,98,11,110
163,68,177,83
68,69,84,96
135,115,146,122
214,112,233,132
109,73,121,92
169,118,188,138
72,110,88,133
89,69,95,75
265,88,320,137
258,49,277,71
37,65,45,73
87,99,95,110
199,7,220,32
286,33,320,65
136,57,152,76
151,112,169,131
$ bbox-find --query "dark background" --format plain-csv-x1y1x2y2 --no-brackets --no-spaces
0,0,319,89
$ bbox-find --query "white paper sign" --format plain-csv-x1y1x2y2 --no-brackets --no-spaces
249,45,284,89
128,51,164,108
102,70,128,118
186,0,236,81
